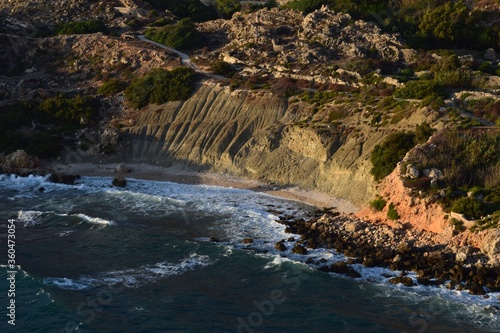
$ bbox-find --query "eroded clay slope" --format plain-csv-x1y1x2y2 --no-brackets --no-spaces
119,82,380,206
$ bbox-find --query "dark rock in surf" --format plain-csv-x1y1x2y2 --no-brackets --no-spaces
291,244,308,255
242,238,254,244
112,176,127,187
318,261,361,278
49,173,80,185
388,276,414,287
275,241,287,251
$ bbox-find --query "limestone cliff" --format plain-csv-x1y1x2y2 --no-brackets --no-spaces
113,82,438,206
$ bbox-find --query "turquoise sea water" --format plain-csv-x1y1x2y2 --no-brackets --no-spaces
0,175,499,333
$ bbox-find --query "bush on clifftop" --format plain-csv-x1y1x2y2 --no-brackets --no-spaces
145,18,199,50
370,132,416,181
124,67,196,109
56,19,106,35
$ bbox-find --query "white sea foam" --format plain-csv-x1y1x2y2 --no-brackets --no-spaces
42,277,91,290
17,210,46,226
76,213,116,226
45,253,213,290
15,210,116,227
58,230,77,237
0,174,63,198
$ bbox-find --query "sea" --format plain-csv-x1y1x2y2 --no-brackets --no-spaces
0,174,499,333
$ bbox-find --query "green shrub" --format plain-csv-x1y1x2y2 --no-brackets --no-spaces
450,218,465,232
214,0,242,18
370,196,387,212
413,130,500,188
370,131,416,181
149,17,174,27
478,61,495,74
420,95,444,110
57,19,106,35
147,0,218,22
39,94,99,124
414,122,436,143
473,211,500,231
387,203,400,220
145,18,199,50
451,197,482,219
210,60,236,77
124,67,196,109
126,19,143,29
393,80,444,99
284,0,327,13
98,79,126,96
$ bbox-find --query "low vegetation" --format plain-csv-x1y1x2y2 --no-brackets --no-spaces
56,19,106,35
98,79,126,97
451,197,483,220
0,94,99,158
415,130,499,189
406,128,500,229
145,18,199,50
369,196,387,212
285,0,500,50
370,131,416,181
210,60,237,77
124,67,197,109
387,203,400,220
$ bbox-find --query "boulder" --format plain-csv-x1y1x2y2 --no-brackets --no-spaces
49,174,81,185
484,48,496,62
116,163,131,173
468,283,486,295
319,261,361,278
428,168,444,180
5,150,36,169
112,176,127,187
345,221,363,233
101,128,119,146
405,164,419,179
480,229,500,258
242,238,254,244
274,241,287,251
291,244,308,255
423,168,444,180
389,276,414,287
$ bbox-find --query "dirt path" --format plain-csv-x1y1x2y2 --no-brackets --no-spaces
137,35,227,80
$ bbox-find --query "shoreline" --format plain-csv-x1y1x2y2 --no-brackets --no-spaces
46,162,359,213
4,162,500,299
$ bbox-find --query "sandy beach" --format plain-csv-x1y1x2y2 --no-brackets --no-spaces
47,162,359,213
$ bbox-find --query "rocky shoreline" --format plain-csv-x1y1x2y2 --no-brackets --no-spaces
2,152,499,299
268,207,500,298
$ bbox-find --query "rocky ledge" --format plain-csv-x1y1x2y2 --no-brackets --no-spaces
271,208,500,296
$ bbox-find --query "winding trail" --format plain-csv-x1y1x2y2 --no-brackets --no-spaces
137,35,226,80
